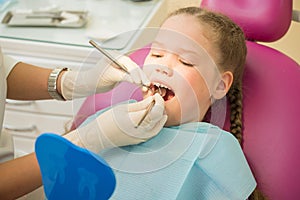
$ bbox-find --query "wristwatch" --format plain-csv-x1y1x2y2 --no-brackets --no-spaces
48,67,68,101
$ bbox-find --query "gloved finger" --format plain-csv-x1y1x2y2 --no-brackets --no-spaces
123,67,150,86
153,93,165,109
118,56,138,71
118,56,148,82
118,56,150,86
125,68,141,84
141,114,168,138
108,66,127,81
122,68,140,84
137,67,151,87
145,93,165,123
136,94,165,130
96,52,129,78
127,95,156,112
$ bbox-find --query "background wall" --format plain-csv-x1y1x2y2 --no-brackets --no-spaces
166,0,300,64
166,0,201,13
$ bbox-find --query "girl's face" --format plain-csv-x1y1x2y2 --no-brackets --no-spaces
143,14,224,127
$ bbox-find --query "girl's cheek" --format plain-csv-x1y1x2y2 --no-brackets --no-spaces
142,64,155,78
144,55,155,65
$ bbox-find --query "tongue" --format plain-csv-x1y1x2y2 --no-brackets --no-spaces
165,89,175,101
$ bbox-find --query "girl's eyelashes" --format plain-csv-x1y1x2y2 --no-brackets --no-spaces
151,52,164,58
179,58,194,67
149,50,196,67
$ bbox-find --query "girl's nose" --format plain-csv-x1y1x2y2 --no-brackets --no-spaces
155,54,176,76
155,65,173,77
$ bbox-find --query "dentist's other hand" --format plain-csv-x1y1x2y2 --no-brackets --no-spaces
60,54,150,100
64,94,167,153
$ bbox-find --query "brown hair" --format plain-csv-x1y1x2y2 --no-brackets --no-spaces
169,7,267,200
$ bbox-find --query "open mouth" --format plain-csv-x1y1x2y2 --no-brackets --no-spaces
150,82,175,101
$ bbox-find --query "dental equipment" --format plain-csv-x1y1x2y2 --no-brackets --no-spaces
89,40,130,74
135,87,162,128
135,100,155,128
89,40,150,92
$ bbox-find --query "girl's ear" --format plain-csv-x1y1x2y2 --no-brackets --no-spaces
212,71,233,100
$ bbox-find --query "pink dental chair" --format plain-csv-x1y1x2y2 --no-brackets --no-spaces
71,0,300,199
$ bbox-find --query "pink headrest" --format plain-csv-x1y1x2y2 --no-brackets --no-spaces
201,0,293,42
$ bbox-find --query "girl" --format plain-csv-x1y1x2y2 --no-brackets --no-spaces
140,7,267,200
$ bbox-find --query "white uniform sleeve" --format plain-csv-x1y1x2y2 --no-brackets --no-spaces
0,49,18,161
3,54,19,79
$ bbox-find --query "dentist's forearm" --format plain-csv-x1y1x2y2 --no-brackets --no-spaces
6,62,63,100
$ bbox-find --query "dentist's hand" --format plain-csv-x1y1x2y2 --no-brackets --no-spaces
64,94,167,153
60,54,150,100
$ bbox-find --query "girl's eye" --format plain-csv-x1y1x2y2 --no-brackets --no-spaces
179,58,194,67
151,52,163,58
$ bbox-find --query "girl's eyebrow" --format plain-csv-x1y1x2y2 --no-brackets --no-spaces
151,41,165,48
178,48,199,56
152,40,199,55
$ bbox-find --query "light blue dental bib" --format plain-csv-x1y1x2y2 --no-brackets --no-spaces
83,104,256,200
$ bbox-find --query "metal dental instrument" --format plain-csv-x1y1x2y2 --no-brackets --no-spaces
89,40,130,73
89,40,150,91
135,87,162,128
135,100,155,128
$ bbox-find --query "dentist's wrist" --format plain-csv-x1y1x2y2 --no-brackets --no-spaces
47,67,68,101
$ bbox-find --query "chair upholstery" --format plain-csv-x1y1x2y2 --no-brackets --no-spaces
201,0,300,199
71,0,300,199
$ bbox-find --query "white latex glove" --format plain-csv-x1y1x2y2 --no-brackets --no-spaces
61,54,150,100
64,94,167,153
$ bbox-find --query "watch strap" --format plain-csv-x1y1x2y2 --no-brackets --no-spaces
48,68,68,101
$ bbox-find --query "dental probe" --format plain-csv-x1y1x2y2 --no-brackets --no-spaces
135,100,155,128
135,87,162,128
89,40,150,91
89,40,130,74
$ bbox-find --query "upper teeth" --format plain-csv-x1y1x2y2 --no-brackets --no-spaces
154,82,171,90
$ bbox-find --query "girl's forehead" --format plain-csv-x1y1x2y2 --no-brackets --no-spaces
158,15,219,65
161,14,203,36
152,31,215,66
159,16,212,51
150,35,219,76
